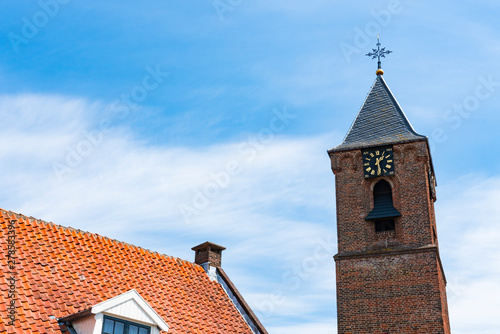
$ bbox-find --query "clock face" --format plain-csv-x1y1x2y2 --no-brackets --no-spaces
363,146,394,178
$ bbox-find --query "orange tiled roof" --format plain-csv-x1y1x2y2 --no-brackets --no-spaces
0,209,255,334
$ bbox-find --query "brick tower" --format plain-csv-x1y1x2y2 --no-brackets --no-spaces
328,71,451,333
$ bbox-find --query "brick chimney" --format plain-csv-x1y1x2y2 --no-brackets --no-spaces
192,241,226,267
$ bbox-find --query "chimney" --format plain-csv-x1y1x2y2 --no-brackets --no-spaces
192,241,226,267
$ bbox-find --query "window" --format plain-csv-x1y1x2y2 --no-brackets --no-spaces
375,219,395,232
365,180,401,220
102,316,150,334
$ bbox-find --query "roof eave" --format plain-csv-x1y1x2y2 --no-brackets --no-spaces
327,137,427,154
58,308,93,323
217,267,269,334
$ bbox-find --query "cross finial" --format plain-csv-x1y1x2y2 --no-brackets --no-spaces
366,35,393,75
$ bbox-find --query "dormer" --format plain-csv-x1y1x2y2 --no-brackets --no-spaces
58,290,169,334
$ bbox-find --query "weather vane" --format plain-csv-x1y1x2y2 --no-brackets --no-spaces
366,35,392,75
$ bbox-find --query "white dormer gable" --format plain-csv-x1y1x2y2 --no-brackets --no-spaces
69,289,169,334
100,298,154,324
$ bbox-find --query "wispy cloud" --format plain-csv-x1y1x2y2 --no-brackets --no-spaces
2,93,499,333
0,93,338,330
268,321,337,334
438,176,500,333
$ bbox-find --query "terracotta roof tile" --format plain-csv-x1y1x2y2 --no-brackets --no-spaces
0,209,256,334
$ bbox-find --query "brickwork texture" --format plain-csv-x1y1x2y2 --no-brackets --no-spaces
330,139,451,334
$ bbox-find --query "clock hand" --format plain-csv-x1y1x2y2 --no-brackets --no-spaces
374,157,382,174
378,151,387,165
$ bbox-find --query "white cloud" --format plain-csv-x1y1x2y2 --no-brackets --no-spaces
0,94,338,330
268,321,337,334
437,176,500,333
3,94,499,333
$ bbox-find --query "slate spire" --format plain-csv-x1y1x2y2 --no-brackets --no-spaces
329,75,425,152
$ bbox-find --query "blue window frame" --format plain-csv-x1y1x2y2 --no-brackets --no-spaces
102,315,151,334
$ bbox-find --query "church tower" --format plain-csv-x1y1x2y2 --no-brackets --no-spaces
328,57,451,332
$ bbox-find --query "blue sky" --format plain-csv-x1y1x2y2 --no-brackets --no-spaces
1,1,500,333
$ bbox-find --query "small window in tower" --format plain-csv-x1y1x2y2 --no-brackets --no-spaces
375,219,395,232
366,180,401,220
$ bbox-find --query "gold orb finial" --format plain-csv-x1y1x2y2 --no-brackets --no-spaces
376,68,384,75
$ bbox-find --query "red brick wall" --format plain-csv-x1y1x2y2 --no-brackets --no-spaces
330,139,450,334
336,250,448,334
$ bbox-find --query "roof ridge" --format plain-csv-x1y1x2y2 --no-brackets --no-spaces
339,77,380,144
0,207,196,268
329,75,426,152
377,75,422,137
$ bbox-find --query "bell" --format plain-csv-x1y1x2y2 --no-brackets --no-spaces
365,180,401,220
